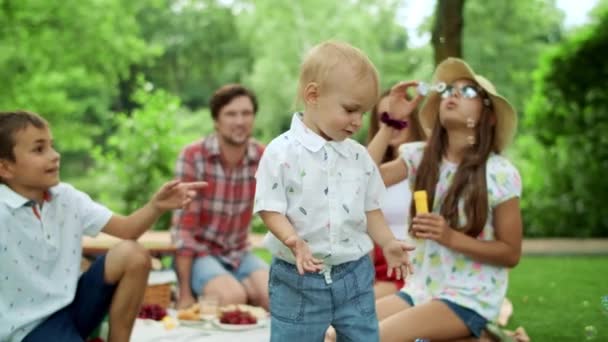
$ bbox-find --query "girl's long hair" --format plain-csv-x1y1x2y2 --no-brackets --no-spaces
367,90,426,163
411,96,497,237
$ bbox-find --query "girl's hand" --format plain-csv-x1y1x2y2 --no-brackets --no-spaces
151,180,207,211
388,81,424,121
412,213,454,246
382,240,415,280
284,236,324,275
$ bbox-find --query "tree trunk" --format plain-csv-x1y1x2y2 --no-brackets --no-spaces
432,0,465,66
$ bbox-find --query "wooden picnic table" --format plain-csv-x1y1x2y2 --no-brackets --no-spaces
82,231,266,256
82,231,177,256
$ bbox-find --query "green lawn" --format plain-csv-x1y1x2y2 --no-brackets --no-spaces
254,250,608,340
506,256,608,341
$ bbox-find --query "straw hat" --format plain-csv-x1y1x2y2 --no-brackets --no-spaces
419,57,517,153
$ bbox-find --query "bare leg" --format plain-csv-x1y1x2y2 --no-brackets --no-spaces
175,254,196,309
379,300,470,341
374,281,399,300
104,241,151,342
376,293,411,320
203,274,247,306
242,269,270,310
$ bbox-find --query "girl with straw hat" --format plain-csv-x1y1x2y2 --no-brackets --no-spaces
367,57,523,341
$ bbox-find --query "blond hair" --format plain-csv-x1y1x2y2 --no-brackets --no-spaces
297,41,380,110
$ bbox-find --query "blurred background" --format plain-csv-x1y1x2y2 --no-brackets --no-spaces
2,0,607,236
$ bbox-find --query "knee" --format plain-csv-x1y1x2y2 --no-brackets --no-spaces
222,284,247,305
206,278,247,305
115,241,151,273
244,270,269,305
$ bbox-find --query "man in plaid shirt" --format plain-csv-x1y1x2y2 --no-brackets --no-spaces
171,84,269,310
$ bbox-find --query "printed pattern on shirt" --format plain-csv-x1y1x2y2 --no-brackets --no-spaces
399,141,522,321
0,183,112,342
253,113,386,266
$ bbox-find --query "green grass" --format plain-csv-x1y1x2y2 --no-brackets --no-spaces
254,250,608,340
506,256,608,341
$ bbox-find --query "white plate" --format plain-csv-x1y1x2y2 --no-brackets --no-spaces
211,318,267,331
179,318,206,326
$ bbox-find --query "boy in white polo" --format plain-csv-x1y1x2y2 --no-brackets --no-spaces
0,111,205,342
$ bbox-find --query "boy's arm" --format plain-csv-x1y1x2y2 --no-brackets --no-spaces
258,211,298,244
102,180,206,240
259,211,323,274
366,210,414,280
366,209,398,248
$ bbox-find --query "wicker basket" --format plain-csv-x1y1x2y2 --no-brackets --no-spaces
143,283,172,309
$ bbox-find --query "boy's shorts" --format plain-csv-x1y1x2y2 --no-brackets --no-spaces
396,291,488,338
23,255,116,342
269,255,378,342
191,252,269,296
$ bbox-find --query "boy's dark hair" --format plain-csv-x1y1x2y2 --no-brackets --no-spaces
0,111,48,162
209,84,258,120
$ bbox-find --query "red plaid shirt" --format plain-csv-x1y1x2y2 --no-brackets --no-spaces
171,134,264,267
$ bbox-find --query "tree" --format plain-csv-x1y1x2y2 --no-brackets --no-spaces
0,0,152,153
463,0,564,115
518,7,608,237
236,0,427,143
135,0,254,109
431,0,465,64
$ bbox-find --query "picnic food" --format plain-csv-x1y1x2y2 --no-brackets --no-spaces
219,304,268,320
219,309,257,325
414,190,429,214
177,303,200,321
138,304,167,321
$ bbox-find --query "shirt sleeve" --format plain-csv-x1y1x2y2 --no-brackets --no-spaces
488,157,522,207
171,146,201,256
253,142,287,215
399,141,426,183
68,185,113,237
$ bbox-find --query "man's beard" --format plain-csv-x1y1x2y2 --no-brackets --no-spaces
221,132,250,147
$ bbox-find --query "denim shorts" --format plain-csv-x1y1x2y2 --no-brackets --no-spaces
23,255,116,342
269,256,379,342
396,291,488,338
191,252,268,296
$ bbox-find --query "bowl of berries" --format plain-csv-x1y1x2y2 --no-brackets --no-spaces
212,308,265,331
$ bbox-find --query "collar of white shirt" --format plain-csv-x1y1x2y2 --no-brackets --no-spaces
290,113,351,158
0,184,57,208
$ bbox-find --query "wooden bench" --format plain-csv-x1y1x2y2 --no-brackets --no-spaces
82,231,266,256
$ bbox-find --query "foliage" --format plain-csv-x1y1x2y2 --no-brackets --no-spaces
0,0,152,152
520,8,608,237
236,0,430,143
136,0,253,109
87,80,208,230
463,0,564,115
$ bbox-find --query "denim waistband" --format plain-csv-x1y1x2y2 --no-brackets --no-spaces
273,255,370,284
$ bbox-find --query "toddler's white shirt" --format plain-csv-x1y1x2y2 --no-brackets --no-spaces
254,113,386,265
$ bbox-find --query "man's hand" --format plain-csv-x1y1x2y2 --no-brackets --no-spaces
388,81,424,121
412,213,454,247
382,239,415,280
283,236,324,275
151,180,207,212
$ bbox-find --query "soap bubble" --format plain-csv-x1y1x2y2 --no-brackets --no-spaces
417,82,429,96
584,325,597,340
601,295,608,315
